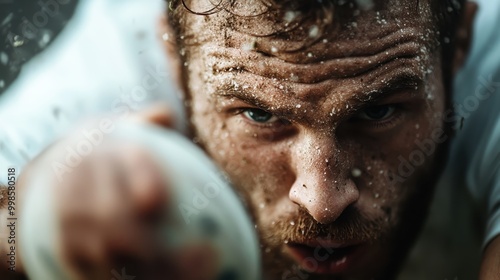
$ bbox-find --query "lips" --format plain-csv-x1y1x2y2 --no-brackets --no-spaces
284,241,364,275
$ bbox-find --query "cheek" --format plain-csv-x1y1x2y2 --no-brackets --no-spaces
347,96,446,223
191,98,293,203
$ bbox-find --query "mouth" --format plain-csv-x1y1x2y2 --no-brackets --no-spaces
283,241,365,275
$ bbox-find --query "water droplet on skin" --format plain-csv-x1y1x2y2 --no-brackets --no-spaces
309,25,319,38
373,203,378,208
307,52,313,57
379,170,384,174
367,166,372,171
271,46,278,53
242,39,256,51
284,10,297,23
284,240,289,244
259,203,265,209
290,221,295,226
296,104,301,108
162,33,169,41
351,168,362,178
374,193,380,198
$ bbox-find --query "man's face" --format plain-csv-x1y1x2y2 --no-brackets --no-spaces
178,1,448,279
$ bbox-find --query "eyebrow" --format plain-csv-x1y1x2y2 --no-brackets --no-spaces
214,72,423,117
356,72,422,104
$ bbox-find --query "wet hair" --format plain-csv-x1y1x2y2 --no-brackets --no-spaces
166,0,467,92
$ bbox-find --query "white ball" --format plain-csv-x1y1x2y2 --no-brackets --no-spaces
20,122,261,280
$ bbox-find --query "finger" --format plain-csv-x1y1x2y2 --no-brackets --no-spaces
129,103,177,129
119,143,168,222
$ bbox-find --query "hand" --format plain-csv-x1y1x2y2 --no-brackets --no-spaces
14,106,218,280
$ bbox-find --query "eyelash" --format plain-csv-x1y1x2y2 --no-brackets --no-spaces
235,105,405,131
235,108,290,128
351,104,404,129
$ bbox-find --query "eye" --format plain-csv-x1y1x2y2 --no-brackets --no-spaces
356,105,396,121
242,108,279,123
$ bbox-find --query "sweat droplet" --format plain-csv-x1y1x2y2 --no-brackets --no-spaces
284,10,297,23
309,25,319,38
296,104,301,108
351,168,362,178
290,221,295,226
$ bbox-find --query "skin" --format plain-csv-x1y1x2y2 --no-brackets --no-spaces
171,0,475,279
0,111,218,280
480,235,500,280
0,1,487,280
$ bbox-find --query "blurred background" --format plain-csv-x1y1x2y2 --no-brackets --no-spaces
0,0,79,95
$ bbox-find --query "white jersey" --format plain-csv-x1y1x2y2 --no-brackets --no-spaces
0,0,186,180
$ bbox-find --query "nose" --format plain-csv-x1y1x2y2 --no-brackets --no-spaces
288,134,360,224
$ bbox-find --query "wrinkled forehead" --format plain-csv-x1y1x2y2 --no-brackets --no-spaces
179,0,438,60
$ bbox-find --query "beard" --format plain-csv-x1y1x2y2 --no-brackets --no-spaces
257,206,391,280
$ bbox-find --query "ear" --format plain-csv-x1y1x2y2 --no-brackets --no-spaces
452,1,478,75
157,14,184,91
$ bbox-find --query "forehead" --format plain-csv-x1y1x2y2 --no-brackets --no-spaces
180,0,438,49
181,0,438,73
180,0,441,120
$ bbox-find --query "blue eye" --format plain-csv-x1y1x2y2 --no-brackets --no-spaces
243,109,279,123
357,105,396,121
